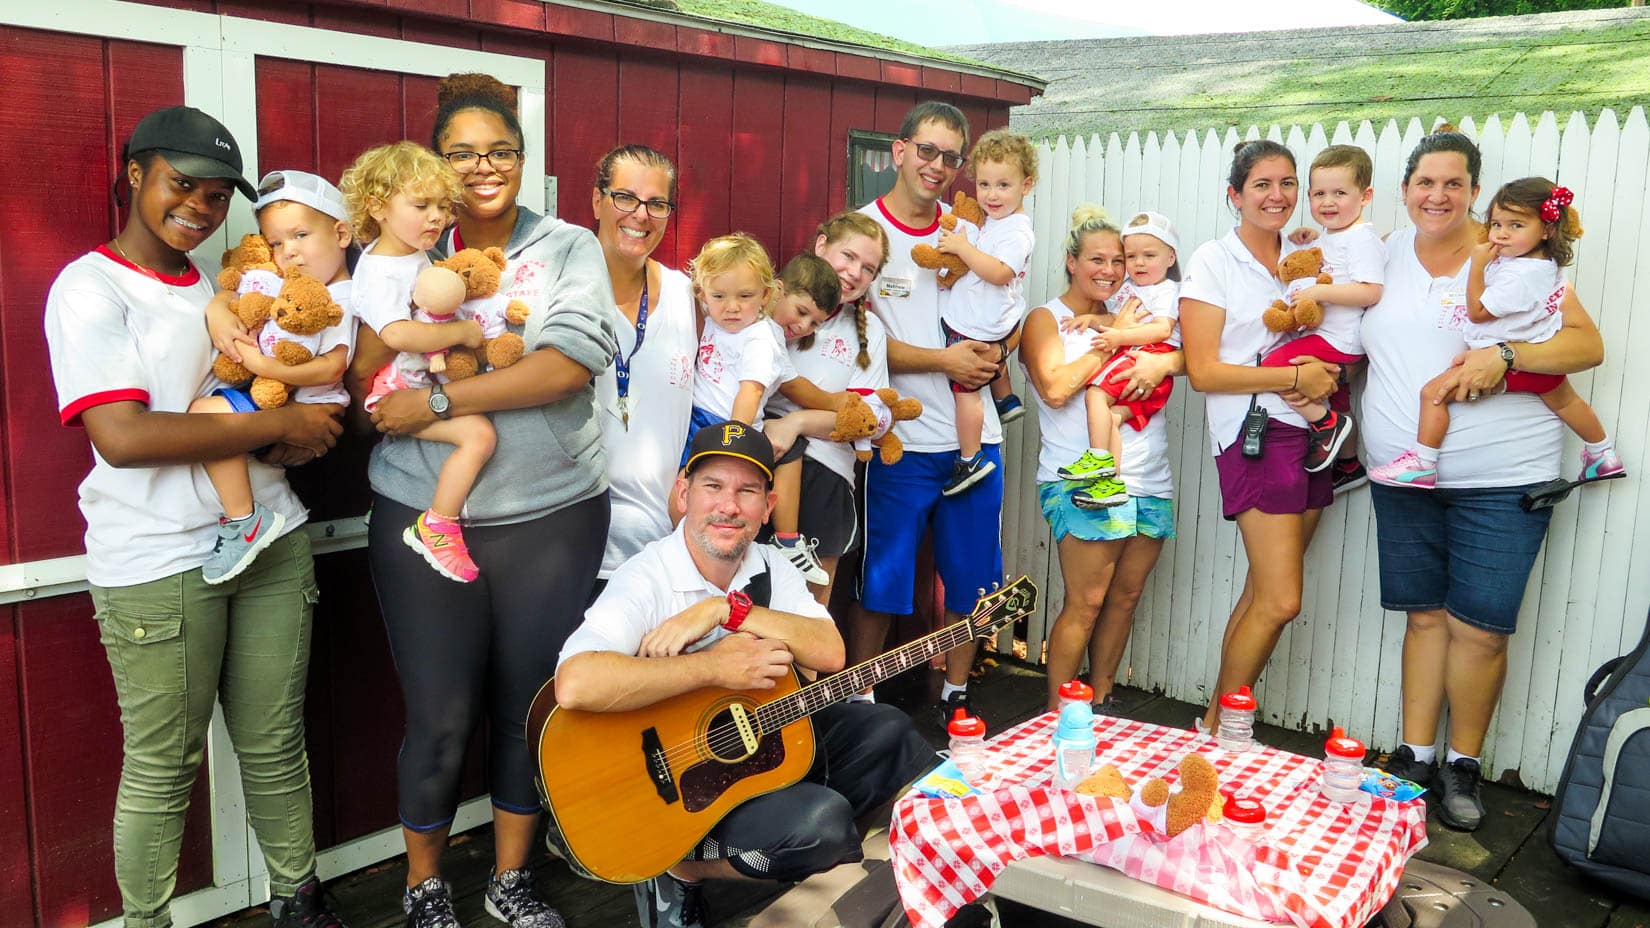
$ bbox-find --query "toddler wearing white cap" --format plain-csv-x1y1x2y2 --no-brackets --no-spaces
1055,210,1183,510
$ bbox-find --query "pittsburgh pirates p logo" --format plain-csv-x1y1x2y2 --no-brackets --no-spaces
720,423,746,445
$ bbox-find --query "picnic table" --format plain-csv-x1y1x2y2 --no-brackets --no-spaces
889,713,1429,928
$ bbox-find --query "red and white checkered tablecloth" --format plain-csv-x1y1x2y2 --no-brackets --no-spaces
890,713,1429,928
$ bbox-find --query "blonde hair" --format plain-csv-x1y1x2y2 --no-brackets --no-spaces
968,128,1038,184
689,232,776,297
339,141,463,245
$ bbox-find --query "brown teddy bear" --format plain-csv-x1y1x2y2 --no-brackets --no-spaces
434,247,531,380
828,388,923,465
215,272,345,409
1262,247,1332,333
910,190,989,290
210,235,285,386
1075,753,1224,839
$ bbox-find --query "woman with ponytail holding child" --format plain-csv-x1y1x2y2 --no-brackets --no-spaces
349,73,616,927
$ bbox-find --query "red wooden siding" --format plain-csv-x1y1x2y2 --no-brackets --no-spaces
675,63,736,271
0,607,32,923
778,79,834,262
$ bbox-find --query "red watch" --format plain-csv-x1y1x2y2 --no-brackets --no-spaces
722,589,753,632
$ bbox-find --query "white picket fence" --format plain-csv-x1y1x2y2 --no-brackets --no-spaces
999,108,1650,793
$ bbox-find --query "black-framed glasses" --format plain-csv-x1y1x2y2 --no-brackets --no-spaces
901,138,966,170
602,187,675,220
441,149,523,174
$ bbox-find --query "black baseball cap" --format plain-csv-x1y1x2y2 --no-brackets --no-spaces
685,421,775,484
124,106,257,200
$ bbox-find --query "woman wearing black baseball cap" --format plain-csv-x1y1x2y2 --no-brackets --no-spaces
42,106,347,927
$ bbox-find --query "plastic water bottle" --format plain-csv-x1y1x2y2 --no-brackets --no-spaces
1052,701,1098,789
1321,727,1366,803
1223,796,1267,843
1216,685,1257,751
947,709,988,785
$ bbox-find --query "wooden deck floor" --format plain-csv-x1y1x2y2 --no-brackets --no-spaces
213,659,1650,928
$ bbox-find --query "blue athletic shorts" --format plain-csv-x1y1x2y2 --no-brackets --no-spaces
213,387,259,413
1369,482,1552,635
1037,482,1176,543
858,446,1004,617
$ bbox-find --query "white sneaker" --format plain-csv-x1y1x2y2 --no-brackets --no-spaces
770,536,828,585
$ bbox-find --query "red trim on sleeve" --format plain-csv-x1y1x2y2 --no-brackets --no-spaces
60,389,149,427
450,226,465,252
874,197,941,237
94,245,202,286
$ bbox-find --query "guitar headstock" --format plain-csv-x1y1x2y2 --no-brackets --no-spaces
966,576,1038,640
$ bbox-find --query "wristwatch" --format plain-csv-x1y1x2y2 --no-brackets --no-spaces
1496,341,1517,373
722,589,753,632
428,382,452,420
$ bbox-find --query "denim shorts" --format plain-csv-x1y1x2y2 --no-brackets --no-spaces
1369,482,1554,634
1038,482,1175,543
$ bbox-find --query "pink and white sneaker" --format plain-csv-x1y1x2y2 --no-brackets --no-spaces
403,510,479,582
1369,449,1438,489
1577,448,1626,483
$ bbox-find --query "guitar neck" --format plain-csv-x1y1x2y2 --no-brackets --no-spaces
755,621,978,731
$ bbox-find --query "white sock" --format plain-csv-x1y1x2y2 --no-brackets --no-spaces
1088,447,1107,459
1414,444,1440,467
941,681,967,701
223,509,254,523
1404,742,1437,764
1584,437,1614,455
1445,748,1478,765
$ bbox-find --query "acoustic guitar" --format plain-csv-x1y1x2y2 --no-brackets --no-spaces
526,575,1037,884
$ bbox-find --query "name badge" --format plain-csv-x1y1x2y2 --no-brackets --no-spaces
879,275,914,300
1437,287,1468,332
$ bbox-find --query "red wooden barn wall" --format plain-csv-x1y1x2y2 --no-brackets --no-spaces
0,2,1020,922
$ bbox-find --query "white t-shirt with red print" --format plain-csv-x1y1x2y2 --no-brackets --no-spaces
943,212,1035,342
768,303,890,483
1466,255,1563,350
691,317,789,426
44,247,307,587
1313,221,1386,356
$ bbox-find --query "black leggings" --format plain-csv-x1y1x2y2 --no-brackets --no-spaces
368,492,609,829
700,701,933,881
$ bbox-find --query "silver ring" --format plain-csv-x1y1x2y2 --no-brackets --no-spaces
1469,391,1480,401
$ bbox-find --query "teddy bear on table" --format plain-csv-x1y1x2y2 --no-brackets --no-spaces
1262,247,1333,333
828,388,923,466
212,271,346,409
433,247,531,380
911,190,988,290
1076,753,1224,839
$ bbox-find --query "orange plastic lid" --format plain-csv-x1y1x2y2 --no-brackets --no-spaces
947,709,986,738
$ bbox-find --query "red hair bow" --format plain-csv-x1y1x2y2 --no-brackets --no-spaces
1541,186,1574,223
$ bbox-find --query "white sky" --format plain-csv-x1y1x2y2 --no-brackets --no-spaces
767,0,1401,43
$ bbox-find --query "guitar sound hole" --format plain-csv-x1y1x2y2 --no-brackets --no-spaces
704,706,752,763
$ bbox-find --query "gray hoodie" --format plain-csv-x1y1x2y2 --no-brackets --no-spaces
368,208,618,525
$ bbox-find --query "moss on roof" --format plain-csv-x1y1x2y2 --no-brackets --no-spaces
663,0,988,68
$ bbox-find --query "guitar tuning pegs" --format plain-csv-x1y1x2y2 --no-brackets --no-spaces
991,581,1000,591
977,587,987,598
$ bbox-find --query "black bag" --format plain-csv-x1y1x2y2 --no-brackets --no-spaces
1550,608,1650,901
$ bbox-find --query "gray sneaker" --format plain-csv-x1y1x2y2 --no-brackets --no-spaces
485,868,564,928
1432,757,1485,831
202,502,285,585
634,872,706,928
403,877,459,928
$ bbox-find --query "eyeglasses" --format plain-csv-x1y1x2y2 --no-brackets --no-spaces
602,188,675,220
441,149,523,174
901,138,966,170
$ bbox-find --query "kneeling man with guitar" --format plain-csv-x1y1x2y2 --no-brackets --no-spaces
547,422,934,928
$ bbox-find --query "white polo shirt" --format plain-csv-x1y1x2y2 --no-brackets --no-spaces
1029,297,1174,496
942,212,1034,342
860,197,1002,453
559,522,831,666
1361,227,1562,488
44,247,308,588
1179,229,1309,454
693,318,789,424
1314,221,1386,356
596,266,698,578
767,303,890,483
1466,256,1563,350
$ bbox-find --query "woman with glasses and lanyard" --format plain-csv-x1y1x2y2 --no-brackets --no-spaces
346,73,616,928
588,144,698,595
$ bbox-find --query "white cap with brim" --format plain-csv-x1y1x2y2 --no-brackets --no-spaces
254,170,348,223
1121,210,1180,252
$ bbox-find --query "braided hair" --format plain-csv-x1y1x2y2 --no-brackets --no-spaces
811,211,889,370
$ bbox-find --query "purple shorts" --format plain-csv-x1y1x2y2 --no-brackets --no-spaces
1213,422,1333,520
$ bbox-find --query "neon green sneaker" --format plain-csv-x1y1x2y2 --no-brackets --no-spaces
1057,450,1118,481
1073,477,1130,510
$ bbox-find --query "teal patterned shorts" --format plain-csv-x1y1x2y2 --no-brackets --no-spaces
1037,481,1175,543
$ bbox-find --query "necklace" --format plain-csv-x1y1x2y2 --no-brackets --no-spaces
110,238,187,279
